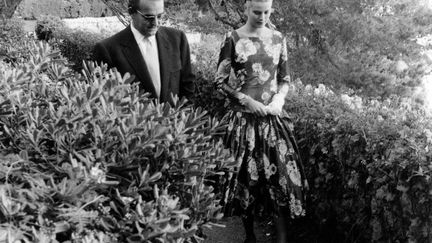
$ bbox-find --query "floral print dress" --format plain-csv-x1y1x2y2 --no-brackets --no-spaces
215,30,307,218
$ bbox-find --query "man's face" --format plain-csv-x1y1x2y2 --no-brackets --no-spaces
132,0,164,37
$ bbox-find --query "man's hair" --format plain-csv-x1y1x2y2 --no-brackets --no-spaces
128,0,163,14
245,0,272,2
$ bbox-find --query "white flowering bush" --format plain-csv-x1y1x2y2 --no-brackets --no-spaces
284,81,432,242
0,41,234,242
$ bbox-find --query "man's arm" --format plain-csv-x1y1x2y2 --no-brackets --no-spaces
93,42,113,68
179,31,195,99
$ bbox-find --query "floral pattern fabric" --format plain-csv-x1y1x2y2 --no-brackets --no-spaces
215,30,307,219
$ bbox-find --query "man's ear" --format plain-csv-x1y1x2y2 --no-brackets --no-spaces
128,6,135,14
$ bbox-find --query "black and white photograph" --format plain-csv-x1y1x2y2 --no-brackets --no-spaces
1,0,432,242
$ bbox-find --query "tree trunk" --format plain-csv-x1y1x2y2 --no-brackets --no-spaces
0,0,23,19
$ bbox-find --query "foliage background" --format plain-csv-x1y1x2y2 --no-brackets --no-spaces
14,0,113,19
91,0,432,101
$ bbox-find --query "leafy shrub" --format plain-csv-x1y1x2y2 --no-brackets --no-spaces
102,0,231,34
0,18,30,65
282,83,432,242
61,0,113,18
165,0,231,35
34,15,105,71
189,34,226,118
0,18,25,43
284,1,430,100
15,0,113,19
56,29,105,72
0,41,233,242
35,15,65,41
289,43,426,100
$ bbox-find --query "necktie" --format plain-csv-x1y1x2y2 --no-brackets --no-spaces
143,38,161,97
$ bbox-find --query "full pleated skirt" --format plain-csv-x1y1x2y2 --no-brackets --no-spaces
221,110,307,219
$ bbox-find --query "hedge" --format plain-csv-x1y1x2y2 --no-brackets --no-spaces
285,83,432,242
0,18,31,65
34,15,106,72
0,39,234,242
15,0,113,19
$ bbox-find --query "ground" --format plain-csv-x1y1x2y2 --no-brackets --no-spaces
204,216,274,243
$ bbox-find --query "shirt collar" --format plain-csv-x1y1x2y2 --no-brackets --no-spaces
131,24,156,44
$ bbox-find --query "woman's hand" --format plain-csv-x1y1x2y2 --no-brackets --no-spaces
265,89,287,116
242,95,268,116
265,102,282,116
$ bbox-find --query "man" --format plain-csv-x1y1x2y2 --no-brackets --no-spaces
93,0,195,104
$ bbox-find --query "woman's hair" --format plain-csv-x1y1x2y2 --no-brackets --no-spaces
245,0,273,5
244,0,276,30
244,0,273,12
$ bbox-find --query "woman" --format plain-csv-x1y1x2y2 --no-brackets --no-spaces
214,0,308,242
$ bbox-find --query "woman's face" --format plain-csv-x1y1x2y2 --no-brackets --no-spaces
246,1,273,29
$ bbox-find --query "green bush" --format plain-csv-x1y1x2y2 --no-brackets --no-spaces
34,15,105,71
15,0,113,19
189,34,226,118
56,29,105,72
288,44,425,100
0,41,233,242
165,0,231,35
0,18,25,43
0,18,30,65
35,15,65,41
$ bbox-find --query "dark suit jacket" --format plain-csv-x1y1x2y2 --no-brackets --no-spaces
93,26,195,104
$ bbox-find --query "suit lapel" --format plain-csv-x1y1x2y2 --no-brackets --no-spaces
120,26,156,97
156,28,172,102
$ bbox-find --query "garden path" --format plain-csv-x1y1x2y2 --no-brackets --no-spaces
204,216,274,243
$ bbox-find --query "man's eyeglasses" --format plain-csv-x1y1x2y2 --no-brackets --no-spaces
136,10,165,21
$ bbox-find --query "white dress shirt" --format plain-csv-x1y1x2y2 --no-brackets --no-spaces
131,25,161,97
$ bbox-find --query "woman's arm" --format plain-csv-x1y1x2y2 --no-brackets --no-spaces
214,33,267,116
266,37,291,116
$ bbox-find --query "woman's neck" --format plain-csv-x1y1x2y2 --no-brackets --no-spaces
238,24,270,38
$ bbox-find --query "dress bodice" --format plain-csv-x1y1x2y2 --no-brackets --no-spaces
215,30,290,106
